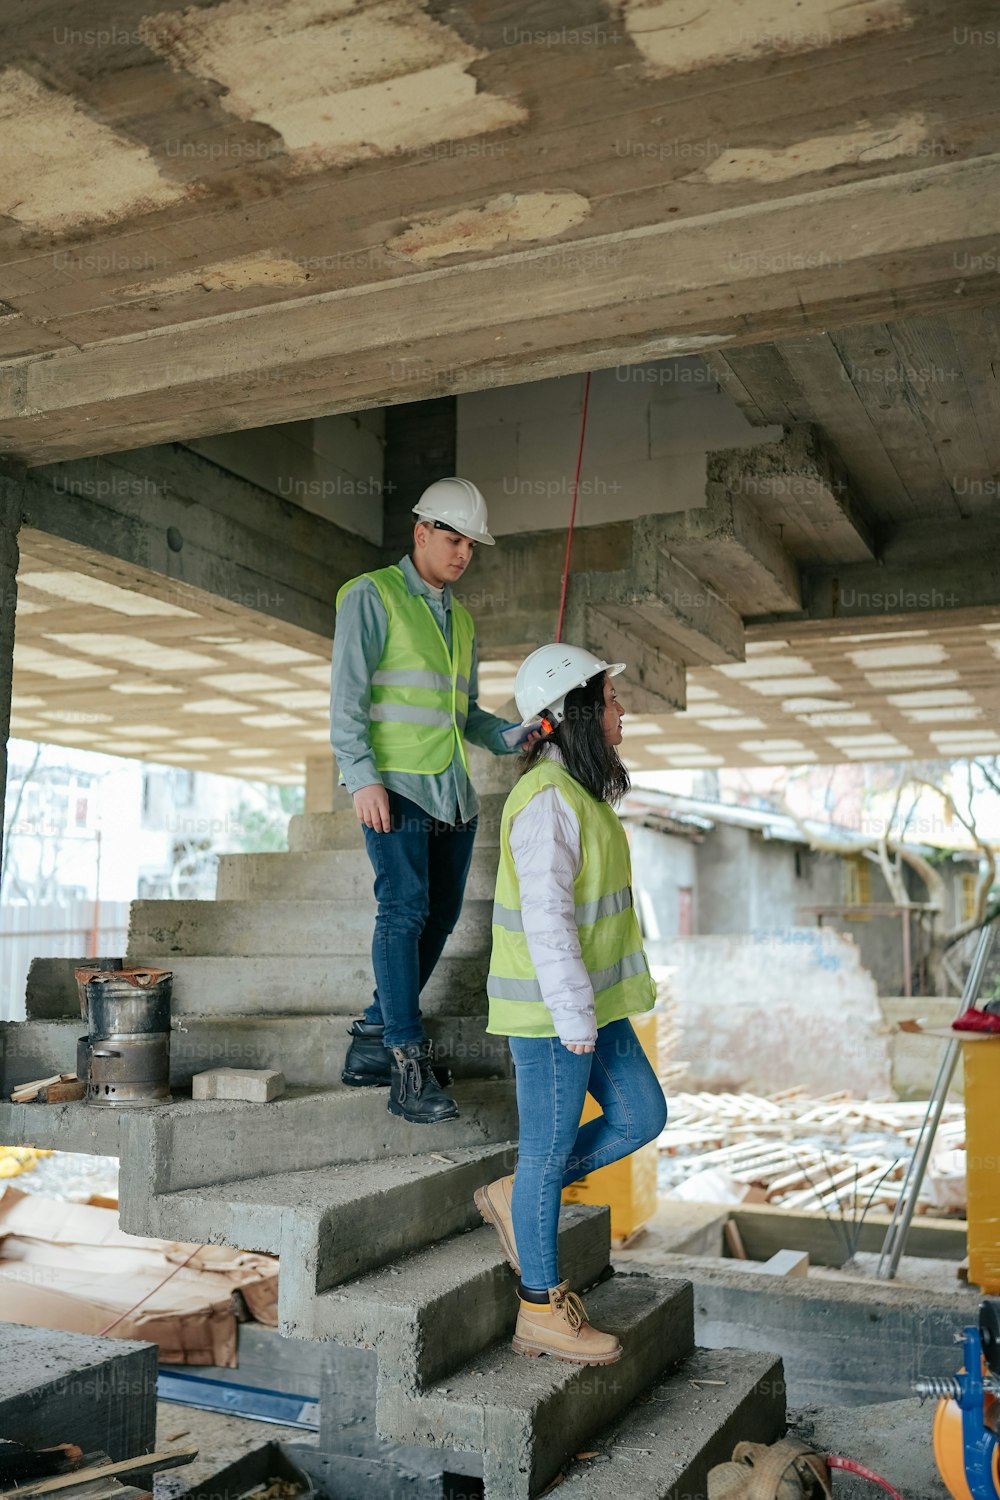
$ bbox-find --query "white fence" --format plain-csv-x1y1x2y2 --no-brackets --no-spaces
0,900,131,1021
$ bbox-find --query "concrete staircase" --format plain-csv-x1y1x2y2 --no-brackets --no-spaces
0,755,784,1497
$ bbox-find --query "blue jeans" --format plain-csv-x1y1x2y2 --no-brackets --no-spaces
508,1018,668,1289
362,790,477,1048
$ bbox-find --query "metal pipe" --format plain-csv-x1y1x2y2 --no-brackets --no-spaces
877,921,995,1279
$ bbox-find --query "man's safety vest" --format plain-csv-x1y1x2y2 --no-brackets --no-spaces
486,758,656,1037
336,564,475,777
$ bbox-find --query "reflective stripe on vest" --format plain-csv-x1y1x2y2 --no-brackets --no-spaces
487,949,649,1004
491,884,633,932
336,565,474,777
487,759,656,1037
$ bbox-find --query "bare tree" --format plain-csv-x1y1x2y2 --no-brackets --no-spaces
776,759,997,996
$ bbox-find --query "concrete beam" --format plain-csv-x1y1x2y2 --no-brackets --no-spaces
657,481,802,615
583,603,686,713
3,156,999,465
8,444,379,640
752,517,1000,632
712,424,878,565
633,518,746,666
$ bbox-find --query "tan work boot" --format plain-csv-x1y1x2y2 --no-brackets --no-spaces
474,1174,520,1274
512,1282,622,1365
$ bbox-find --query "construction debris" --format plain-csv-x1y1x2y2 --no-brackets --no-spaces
0,1443,199,1499
662,1088,966,1217
191,1068,285,1103
10,1075,85,1105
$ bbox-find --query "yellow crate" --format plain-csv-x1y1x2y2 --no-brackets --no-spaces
962,1038,1000,1294
561,1012,662,1243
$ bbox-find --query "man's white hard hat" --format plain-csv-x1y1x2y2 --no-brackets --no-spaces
412,477,495,545
514,643,626,725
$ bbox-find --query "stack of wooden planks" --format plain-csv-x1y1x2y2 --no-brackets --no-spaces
661,1088,965,1214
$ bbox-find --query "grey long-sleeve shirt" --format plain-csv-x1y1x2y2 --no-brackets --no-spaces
330,553,515,825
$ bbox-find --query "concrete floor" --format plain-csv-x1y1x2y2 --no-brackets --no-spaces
153,1403,318,1500
789,1399,950,1500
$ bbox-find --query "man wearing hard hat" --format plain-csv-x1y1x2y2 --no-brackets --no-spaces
331,478,529,1125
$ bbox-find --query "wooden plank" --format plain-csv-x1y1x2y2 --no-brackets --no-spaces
3,1447,198,1498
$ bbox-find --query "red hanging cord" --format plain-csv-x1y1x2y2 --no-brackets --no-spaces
554,371,592,643
827,1455,907,1499
97,1242,204,1336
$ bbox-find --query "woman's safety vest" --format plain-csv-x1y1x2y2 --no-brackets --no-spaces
336,565,475,777
486,759,656,1037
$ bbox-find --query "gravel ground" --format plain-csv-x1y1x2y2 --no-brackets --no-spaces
789,1399,952,1500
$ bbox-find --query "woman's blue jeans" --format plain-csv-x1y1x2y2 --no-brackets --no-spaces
508,1017,668,1289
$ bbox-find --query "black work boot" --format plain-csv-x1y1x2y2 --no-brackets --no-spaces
342,1019,454,1089
388,1040,460,1124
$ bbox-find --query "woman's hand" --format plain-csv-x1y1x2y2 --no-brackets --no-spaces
562,1041,595,1054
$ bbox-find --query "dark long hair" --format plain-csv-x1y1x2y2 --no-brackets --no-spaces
519,671,630,806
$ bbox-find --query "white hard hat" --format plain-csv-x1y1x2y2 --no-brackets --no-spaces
412,477,495,545
514,643,626,725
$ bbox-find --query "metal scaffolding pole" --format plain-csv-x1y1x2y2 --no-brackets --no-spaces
877,920,995,1280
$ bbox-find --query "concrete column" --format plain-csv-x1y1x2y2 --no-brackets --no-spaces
381,398,457,558
0,466,23,886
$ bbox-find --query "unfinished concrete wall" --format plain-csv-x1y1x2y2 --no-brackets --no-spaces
456,360,781,537
630,826,698,939
187,411,386,545
650,929,893,1097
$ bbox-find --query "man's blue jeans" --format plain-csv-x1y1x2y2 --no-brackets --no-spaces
362,790,478,1049
508,1018,668,1289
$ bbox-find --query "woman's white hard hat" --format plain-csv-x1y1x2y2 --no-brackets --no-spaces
412,477,495,545
514,643,626,725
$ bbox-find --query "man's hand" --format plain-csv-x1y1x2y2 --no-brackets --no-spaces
522,729,544,749
563,1041,596,1055
354,783,391,832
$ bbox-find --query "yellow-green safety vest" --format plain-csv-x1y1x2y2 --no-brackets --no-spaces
336,564,475,777
486,758,656,1037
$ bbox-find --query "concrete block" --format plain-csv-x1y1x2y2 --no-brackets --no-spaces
378,1274,694,1500
0,1323,157,1461
124,953,491,1018
192,1067,286,1102
636,1254,979,1407
0,1096,121,1156
316,1206,611,1391
126,897,493,959
557,1346,786,1499
130,1142,518,1311
117,1079,519,1197
288,793,507,853
761,1249,809,1277
214,845,500,902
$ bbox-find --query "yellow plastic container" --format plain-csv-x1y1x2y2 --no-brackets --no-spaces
962,1036,1000,1294
561,1011,663,1244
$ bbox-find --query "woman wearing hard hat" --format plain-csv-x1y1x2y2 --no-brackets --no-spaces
475,645,667,1364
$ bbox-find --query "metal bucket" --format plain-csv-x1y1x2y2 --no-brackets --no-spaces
86,1033,171,1106
80,967,172,1039
77,966,173,1107
74,957,124,1019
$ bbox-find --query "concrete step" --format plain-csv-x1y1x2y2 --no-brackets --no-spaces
103,953,491,1018
0,1012,510,1095
114,1078,519,1195
126,897,492,958
288,792,507,853
134,1141,518,1293
379,1274,695,1500
556,1346,785,1499
316,1206,611,1392
215,844,500,901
